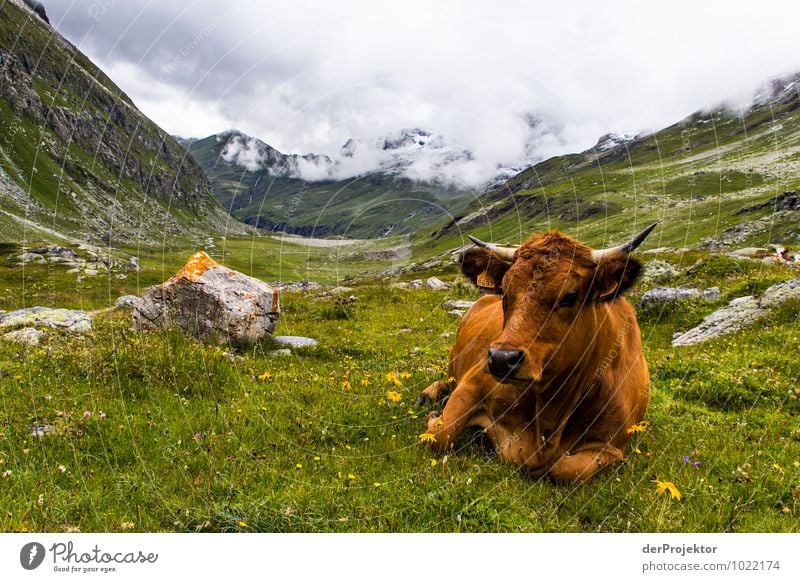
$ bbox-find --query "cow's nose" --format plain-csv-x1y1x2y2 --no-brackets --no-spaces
487,348,525,379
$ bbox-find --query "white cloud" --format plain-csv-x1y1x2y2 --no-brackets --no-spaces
47,0,800,185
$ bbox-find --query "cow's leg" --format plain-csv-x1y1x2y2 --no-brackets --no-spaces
422,381,483,453
547,444,624,484
415,377,457,406
491,426,548,477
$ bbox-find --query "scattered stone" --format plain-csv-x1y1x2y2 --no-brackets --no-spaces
275,280,322,292
0,307,92,333
639,286,719,309
672,279,800,346
642,247,676,254
328,286,353,294
29,424,51,437
426,277,449,290
272,336,317,348
115,295,140,309
270,348,293,357
640,260,680,284
83,269,99,276
729,247,768,258
30,245,78,259
443,299,476,310
448,309,467,318
133,251,279,345
409,279,425,289
2,327,46,346
759,278,800,308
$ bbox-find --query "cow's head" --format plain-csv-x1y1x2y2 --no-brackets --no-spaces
460,224,656,384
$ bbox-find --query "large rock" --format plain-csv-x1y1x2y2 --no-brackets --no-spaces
672,279,800,346
133,251,279,345
639,286,720,309
2,327,46,346
0,307,92,333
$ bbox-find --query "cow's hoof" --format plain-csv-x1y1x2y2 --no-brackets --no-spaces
415,393,432,407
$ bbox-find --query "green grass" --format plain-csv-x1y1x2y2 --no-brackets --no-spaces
1,252,799,533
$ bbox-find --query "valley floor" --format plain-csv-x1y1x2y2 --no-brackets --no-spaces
0,246,799,532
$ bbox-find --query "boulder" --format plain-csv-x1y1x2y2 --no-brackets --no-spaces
426,277,448,290
133,251,279,345
639,286,720,309
2,327,46,346
0,307,92,333
672,279,800,346
115,295,140,309
273,336,317,348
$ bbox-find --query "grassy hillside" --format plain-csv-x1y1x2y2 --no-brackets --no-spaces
421,81,800,256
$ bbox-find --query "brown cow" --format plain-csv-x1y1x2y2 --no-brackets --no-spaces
417,224,656,483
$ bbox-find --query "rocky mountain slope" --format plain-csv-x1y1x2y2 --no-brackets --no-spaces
424,73,800,252
0,0,248,245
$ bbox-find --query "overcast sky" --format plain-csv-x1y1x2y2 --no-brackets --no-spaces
45,0,800,174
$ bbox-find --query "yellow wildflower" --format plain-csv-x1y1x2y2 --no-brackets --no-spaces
295,463,302,469
373,482,381,488
313,456,320,462
341,380,352,390
399,371,412,380
347,473,356,480
430,459,437,466
386,372,402,387
237,521,248,528
386,390,402,403
655,480,682,501
258,370,273,382
361,378,370,387
419,432,437,443
626,421,650,435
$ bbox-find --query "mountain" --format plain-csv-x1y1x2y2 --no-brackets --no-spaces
183,129,484,238
425,72,800,252
0,0,247,245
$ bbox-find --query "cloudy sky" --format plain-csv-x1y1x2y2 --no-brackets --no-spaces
45,0,800,183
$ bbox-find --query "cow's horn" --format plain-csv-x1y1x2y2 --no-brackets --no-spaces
591,223,658,262
468,235,517,262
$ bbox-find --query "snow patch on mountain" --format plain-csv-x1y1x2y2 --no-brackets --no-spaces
213,128,516,188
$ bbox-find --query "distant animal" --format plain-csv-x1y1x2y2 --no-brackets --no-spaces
417,224,656,483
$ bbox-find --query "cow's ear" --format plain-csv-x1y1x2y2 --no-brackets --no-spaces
591,256,642,302
459,247,513,294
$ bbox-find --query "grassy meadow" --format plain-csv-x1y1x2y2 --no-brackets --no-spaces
1,238,799,533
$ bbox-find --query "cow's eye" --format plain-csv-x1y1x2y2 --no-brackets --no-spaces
559,291,578,308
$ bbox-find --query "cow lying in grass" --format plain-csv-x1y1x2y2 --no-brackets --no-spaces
418,224,656,483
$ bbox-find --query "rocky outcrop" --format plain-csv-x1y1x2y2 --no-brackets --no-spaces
672,279,800,346
639,286,720,309
133,251,279,345
0,306,92,333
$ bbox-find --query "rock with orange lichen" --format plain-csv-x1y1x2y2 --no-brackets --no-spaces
133,251,279,345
